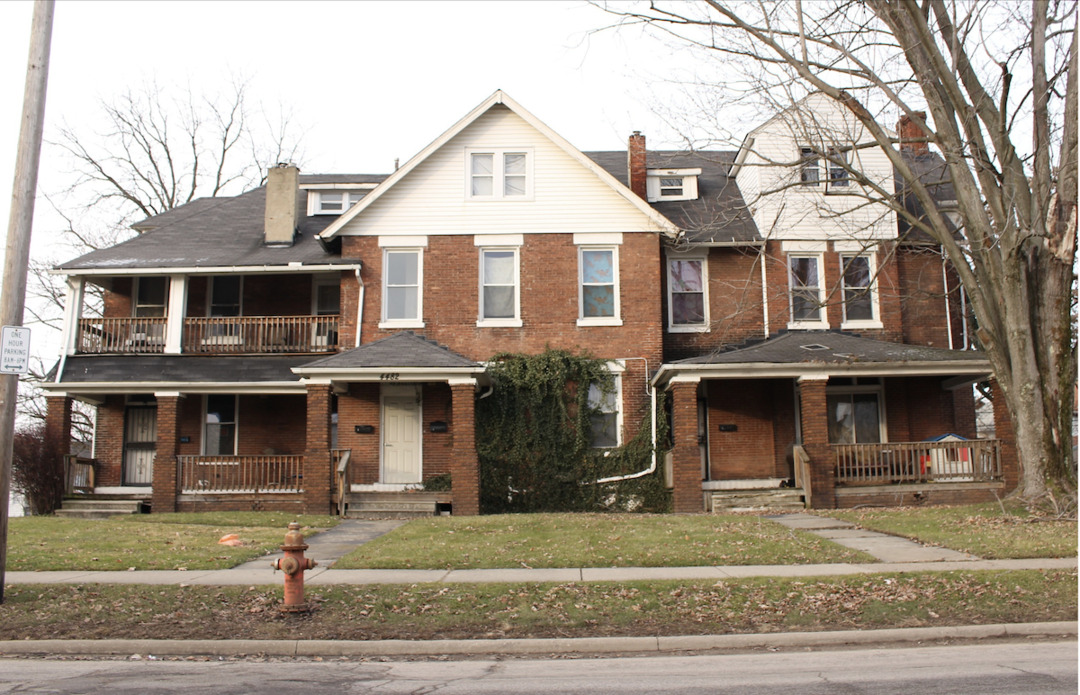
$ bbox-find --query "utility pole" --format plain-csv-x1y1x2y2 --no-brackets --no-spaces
0,0,54,604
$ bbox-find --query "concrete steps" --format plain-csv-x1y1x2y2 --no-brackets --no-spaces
707,488,806,513
55,497,148,519
344,491,450,518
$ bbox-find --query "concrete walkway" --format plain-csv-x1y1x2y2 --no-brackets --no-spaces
766,513,979,562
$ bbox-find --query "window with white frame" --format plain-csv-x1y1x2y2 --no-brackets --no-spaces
479,247,520,325
799,146,820,185
310,190,367,214
204,394,237,456
382,249,423,325
587,376,621,448
578,246,620,324
134,277,168,317
468,150,531,199
667,257,708,330
208,276,242,340
788,255,825,325
826,380,884,444
826,147,850,187
840,254,878,324
646,169,700,202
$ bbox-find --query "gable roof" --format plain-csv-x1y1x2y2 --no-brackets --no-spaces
316,90,678,240
294,331,487,383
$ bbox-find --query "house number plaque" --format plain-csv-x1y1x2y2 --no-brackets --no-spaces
379,373,400,381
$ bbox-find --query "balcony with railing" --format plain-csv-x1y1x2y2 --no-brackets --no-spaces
834,439,1001,486
74,315,339,355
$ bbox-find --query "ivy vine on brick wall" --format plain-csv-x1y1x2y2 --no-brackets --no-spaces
477,349,670,514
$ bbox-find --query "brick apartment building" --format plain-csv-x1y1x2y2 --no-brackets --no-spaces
43,91,1014,516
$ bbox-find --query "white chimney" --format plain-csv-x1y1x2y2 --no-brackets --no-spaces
264,163,299,246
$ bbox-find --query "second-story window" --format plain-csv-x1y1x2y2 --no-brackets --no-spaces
210,276,242,318
788,255,825,325
382,249,423,326
841,254,878,324
667,258,708,331
578,246,620,325
134,277,168,317
312,190,366,214
799,146,820,185
468,150,531,199
479,248,520,325
827,147,850,187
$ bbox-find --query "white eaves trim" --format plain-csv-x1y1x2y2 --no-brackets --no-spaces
292,366,490,385
316,90,679,241
650,360,992,389
41,382,308,396
50,263,361,277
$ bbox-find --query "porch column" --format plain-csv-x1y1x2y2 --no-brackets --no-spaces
61,276,84,356
152,393,182,513
449,379,479,516
304,382,333,514
164,274,188,354
670,377,703,513
990,379,1019,492
797,376,835,508
44,395,72,510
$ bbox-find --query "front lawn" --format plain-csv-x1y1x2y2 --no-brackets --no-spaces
7,512,338,571
819,502,1077,559
334,513,874,569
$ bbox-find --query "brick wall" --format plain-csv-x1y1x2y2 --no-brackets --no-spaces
102,278,133,319
896,244,953,348
303,384,333,514
94,396,126,487
671,379,703,513
449,382,480,515
705,379,778,480
797,377,835,508
151,395,181,513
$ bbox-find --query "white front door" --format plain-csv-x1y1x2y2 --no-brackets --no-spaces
381,392,421,484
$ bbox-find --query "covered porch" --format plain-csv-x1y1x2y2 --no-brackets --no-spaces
654,331,1014,511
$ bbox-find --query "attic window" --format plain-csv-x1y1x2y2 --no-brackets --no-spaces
646,168,700,202
309,190,367,215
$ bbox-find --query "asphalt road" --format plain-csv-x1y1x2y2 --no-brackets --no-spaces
0,639,1075,694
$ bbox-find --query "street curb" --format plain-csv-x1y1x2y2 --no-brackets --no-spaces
0,622,1074,658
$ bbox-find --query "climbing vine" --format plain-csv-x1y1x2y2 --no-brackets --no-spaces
477,349,670,514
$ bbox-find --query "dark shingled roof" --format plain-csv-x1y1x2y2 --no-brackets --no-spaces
58,355,306,384
585,150,760,244
897,149,958,242
57,174,388,271
298,331,481,370
675,331,986,367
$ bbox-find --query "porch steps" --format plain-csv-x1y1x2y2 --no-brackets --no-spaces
343,491,448,519
55,497,148,519
707,488,806,513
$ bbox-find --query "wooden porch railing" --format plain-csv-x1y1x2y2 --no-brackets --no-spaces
792,444,812,507
63,455,96,494
77,317,166,354
331,448,351,517
834,439,1001,486
178,455,303,493
182,315,339,354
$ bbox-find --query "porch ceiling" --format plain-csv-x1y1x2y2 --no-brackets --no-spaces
654,331,992,386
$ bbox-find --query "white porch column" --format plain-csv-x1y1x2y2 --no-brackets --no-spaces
61,275,84,356
164,274,188,354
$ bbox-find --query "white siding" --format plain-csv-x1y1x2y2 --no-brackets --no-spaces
339,105,664,237
738,94,897,242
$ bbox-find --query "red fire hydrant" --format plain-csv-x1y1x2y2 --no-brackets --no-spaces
272,521,317,612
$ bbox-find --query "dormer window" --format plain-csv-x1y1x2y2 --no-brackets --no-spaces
309,190,367,215
645,168,700,202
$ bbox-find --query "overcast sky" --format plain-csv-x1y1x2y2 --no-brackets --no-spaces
1,0,701,268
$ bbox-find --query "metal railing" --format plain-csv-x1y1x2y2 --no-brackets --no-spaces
63,455,96,494
834,439,1001,486
178,455,304,493
182,315,339,354
76,317,166,354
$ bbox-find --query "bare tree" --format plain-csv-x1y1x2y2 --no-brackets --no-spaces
597,0,1077,501
21,77,304,435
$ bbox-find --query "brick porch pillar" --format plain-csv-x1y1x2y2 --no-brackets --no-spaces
151,394,182,513
44,395,73,510
670,377,703,513
449,379,479,516
989,378,1019,493
797,376,836,508
304,383,333,514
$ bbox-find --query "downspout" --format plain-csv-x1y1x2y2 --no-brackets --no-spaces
594,357,657,484
760,247,769,337
941,250,954,350
354,267,364,348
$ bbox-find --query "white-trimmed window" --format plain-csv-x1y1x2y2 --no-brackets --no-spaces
827,147,850,188
840,254,881,327
578,246,621,326
204,394,237,456
667,257,708,331
134,277,168,318
788,255,826,327
310,190,367,215
799,146,820,185
467,149,532,200
381,249,423,327
587,375,622,448
478,247,521,326
646,168,701,202
826,380,884,444
208,276,242,341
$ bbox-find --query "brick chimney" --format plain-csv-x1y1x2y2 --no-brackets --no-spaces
898,112,930,155
264,162,299,246
628,131,647,200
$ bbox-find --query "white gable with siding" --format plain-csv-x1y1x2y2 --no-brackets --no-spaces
734,93,897,242
323,92,675,239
